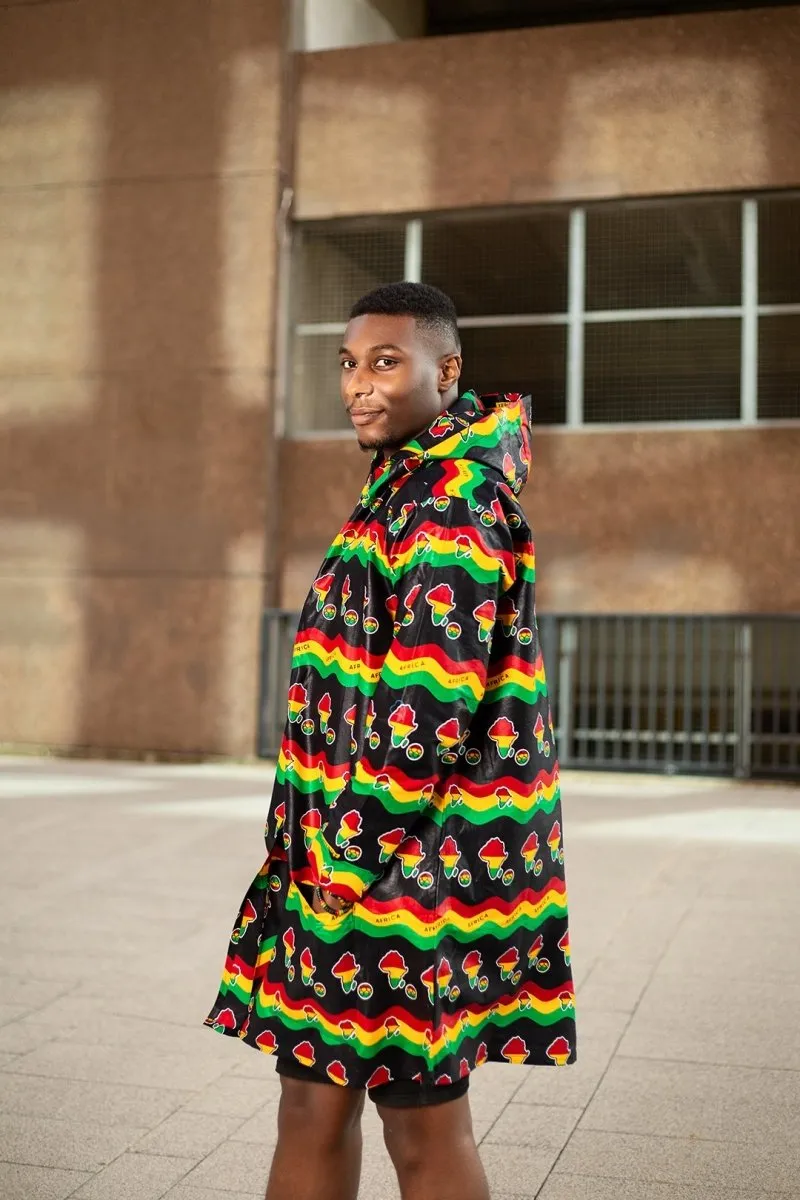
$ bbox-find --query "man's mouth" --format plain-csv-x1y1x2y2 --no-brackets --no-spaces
348,410,383,427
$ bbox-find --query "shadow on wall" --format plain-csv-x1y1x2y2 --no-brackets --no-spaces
0,0,285,757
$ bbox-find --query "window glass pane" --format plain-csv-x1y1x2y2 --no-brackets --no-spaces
459,325,566,424
290,333,349,433
759,196,800,305
758,315,800,419
584,319,741,422
586,201,742,311
294,223,406,323
422,213,568,316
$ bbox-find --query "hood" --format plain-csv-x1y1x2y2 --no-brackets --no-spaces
360,391,532,514
401,390,532,492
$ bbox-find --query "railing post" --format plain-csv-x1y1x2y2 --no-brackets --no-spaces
734,620,753,778
558,619,578,766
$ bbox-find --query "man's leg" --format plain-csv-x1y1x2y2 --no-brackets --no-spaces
265,1074,366,1200
377,1092,490,1200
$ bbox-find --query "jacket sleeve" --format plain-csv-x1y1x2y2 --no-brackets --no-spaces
307,499,517,903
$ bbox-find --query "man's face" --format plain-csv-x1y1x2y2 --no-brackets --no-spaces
339,314,461,452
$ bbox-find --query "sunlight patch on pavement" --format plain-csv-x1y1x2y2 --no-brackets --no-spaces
0,776,162,799
132,796,271,820
571,806,800,846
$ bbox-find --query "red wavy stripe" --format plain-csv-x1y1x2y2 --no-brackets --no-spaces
360,880,568,923
391,521,511,562
442,766,559,800
281,739,353,779
388,638,488,679
294,627,385,669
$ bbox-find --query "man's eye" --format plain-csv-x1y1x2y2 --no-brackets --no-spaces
339,360,356,370
375,357,397,368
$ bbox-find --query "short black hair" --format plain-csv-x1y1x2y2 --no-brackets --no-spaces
349,281,461,352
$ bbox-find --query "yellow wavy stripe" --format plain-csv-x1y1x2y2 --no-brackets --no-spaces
390,530,503,579
293,638,381,686
359,887,567,940
486,662,546,693
383,648,485,703
444,459,477,497
278,749,349,797
258,987,564,1056
355,764,559,815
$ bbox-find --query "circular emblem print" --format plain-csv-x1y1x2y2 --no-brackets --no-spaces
343,609,359,627
369,732,381,750
269,876,282,892
479,510,496,527
344,845,362,862
434,497,450,511
445,622,462,640
514,748,530,766
406,743,424,761
478,976,489,993
417,871,435,890
287,965,295,982
405,983,418,1000
533,860,543,877
457,869,472,888
517,627,533,645
450,985,461,1002
301,719,315,736
363,617,379,635
357,982,373,1000
313,982,327,998
322,603,337,621
508,513,522,528
502,868,515,885
512,971,522,986
465,748,482,766
325,729,336,745
535,957,551,974
440,751,458,766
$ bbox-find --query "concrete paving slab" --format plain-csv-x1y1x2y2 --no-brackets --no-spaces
0,1073,192,1128
132,1110,245,1159
554,1130,800,1193
227,1098,281,1145
477,1143,554,1198
0,1162,93,1200
161,1187,262,1200
538,1177,778,1200
68,1152,195,1200
483,1101,583,1150
182,1073,280,1118
7,1041,232,1092
179,1138,272,1193
0,1112,149,1171
618,975,800,1070
0,1005,27,1029
653,900,800,985
513,1009,630,1109
582,1056,800,1143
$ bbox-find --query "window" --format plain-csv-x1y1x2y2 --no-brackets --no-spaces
288,194,800,434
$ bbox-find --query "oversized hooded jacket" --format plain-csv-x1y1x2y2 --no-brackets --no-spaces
204,390,577,1087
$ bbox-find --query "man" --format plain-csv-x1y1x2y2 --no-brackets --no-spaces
204,282,576,1200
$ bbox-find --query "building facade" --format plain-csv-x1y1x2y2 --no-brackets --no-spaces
1,0,798,760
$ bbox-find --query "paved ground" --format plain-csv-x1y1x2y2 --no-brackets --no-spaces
0,756,798,1200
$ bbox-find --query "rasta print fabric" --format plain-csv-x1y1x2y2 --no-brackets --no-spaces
204,390,576,1089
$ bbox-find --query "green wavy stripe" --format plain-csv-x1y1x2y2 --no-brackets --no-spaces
484,678,548,704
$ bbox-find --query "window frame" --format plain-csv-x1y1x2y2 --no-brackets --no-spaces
286,193,800,437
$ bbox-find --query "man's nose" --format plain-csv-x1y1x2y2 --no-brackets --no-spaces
347,366,373,404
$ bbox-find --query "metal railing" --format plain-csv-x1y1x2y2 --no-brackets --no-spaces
258,611,800,780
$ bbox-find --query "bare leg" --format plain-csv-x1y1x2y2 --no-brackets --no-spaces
378,1093,490,1200
265,1076,366,1200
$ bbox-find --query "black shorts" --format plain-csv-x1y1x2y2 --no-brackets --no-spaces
276,1056,470,1109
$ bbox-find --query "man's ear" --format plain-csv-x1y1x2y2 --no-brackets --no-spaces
439,353,462,393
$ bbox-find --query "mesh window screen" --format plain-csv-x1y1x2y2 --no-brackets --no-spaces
294,223,407,323
758,316,800,419
422,212,568,315
585,200,742,310
459,325,566,424
759,195,800,305
584,319,741,423
291,333,349,434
